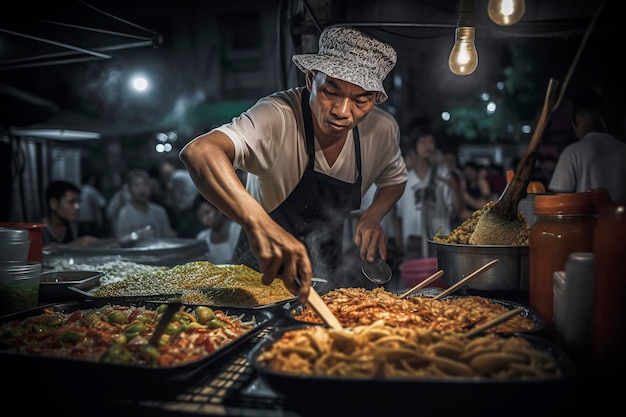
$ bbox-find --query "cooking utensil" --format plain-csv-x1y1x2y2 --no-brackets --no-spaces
469,2,604,245
433,259,499,300
294,277,342,329
464,307,525,337
119,225,153,248
398,269,444,299
361,257,392,285
148,300,182,346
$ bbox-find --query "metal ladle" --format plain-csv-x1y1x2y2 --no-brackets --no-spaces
361,257,392,285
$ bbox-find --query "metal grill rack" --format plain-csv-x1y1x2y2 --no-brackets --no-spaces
118,326,302,417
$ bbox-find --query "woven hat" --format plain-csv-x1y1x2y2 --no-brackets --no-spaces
292,26,397,104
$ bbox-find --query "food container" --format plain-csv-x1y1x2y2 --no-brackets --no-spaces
248,324,576,414
0,299,274,397
429,239,528,300
39,270,104,302
0,227,30,262
0,261,41,315
0,223,45,262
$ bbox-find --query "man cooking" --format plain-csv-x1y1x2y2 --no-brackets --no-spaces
179,26,407,303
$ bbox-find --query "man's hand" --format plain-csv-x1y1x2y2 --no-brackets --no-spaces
245,221,312,304
354,215,387,263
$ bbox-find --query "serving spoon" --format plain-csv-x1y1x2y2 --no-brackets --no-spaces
361,257,392,285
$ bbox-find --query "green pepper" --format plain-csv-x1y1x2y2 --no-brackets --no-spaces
124,321,148,339
138,344,161,363
195,306,215,324
110,333,127,345
100,346,136,365
206,319,227,329
107,310,127,325
57,331,85,345
156,304,168,315
44,315,64,328
84,312,100,325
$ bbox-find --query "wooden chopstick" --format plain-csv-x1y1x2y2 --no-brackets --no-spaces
433,259,499,300
398,270,444,299
464,307,525,337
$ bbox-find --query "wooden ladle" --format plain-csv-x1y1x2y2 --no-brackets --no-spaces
469,79,560,245
469,0,605,245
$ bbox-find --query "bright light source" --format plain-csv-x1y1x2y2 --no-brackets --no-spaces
481,92,490,101
156,143,165,153
155,132,168,142
441,111,451,122
131,75,149,92
496,81,505,90
486,101,496,114
522,124,532,133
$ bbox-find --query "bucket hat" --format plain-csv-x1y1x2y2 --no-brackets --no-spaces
292,26,397,104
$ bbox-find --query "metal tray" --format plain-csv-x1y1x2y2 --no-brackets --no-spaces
69,277,329,310
248,324,577,407
0,298,274,397
39,270,104,302
285,289,545,334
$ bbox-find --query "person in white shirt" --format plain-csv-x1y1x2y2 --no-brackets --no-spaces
115,169,176,239
180,26,407,298
395,125,464,260
193,194,241,265
549,89,626,202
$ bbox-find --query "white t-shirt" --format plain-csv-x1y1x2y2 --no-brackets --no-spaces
549,132,626,202
214,87,408,212
196,221,241,265
396,164,455,248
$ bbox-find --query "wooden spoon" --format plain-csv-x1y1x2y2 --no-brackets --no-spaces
464,307,525,337
397,270,444,299
469,79,560,245
433,259,499,300
469,1,605,245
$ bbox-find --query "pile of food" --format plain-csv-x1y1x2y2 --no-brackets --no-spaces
432,202,530,245
256,322,560,380
90,261,294,306
292,287,538,333
0,303,255,367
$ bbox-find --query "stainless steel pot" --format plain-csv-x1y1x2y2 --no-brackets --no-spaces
429,239,528,292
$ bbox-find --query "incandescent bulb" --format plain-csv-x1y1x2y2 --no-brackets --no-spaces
448,27,478,76
488,0,525,26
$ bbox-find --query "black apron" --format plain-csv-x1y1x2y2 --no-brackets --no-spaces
233,89,363,283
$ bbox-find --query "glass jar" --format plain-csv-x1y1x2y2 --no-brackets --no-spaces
529,192,596,330
591,203,626,374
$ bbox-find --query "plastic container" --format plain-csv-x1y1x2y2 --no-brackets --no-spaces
0,261,41,315
0,227,31,262
529,192,596,330
0,223,46,263
399,257,444,288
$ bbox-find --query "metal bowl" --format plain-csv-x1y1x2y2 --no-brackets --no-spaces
428,239,528,292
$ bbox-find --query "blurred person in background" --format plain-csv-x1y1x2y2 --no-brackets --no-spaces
77,169,107,238
461,161,491,219
395,124,463,260
105,178,131,236
42,180,99,249
165,169,204,238
193,194,241,264
115,169,176,238
549,89,626,202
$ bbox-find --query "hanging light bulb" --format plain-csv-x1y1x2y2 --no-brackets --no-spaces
488,0,526,26
448,0,478,76
448,27,479,75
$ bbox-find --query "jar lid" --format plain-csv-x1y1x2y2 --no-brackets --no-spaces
534,192,595,215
